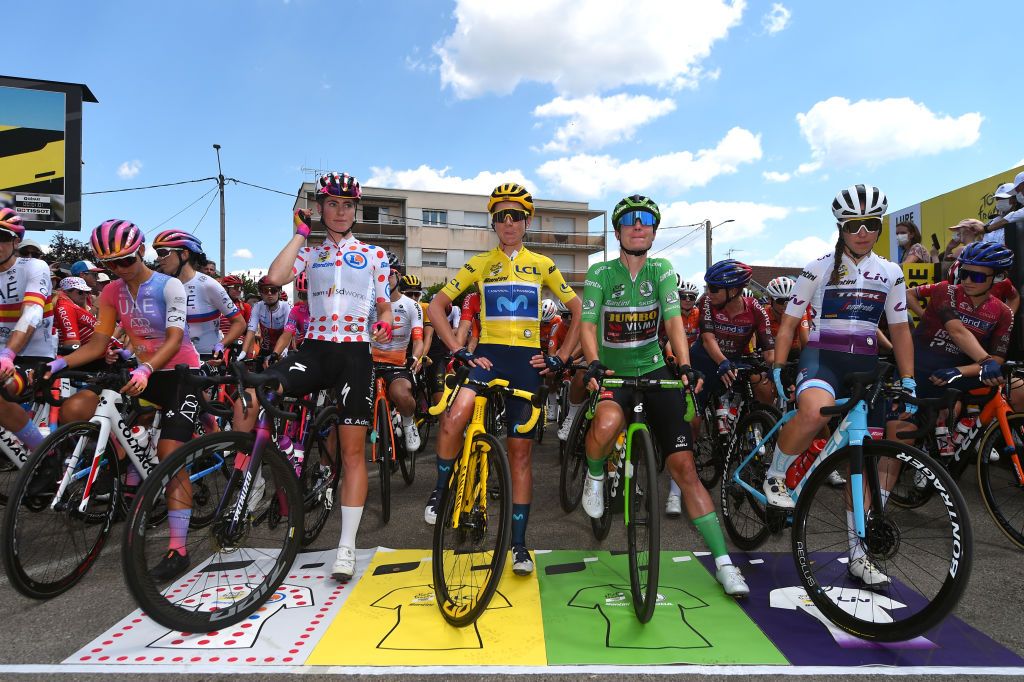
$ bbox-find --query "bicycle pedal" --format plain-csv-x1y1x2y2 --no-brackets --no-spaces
765,508,788,533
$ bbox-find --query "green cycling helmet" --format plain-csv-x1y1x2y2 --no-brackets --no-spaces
612,194,661,229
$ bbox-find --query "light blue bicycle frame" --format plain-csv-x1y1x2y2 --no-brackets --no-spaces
730,398,872,539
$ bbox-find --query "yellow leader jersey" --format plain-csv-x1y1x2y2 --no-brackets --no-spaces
440,246,575,348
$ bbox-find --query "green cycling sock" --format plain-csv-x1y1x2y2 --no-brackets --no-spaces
586,457,605,477
693,511,729,559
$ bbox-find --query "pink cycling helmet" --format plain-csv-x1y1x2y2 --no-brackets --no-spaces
317,172,362,201
0,207,25,239
91,219,145,260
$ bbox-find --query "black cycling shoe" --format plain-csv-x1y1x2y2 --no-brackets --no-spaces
150,549,190,583
25,454,61,499
512,544,534,576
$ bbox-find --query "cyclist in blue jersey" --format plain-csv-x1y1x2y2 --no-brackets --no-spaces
764,185,916,588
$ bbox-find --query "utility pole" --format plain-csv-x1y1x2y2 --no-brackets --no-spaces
213,144,226,276
704,219,712,268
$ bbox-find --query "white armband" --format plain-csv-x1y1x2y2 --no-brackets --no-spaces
14,303,43,334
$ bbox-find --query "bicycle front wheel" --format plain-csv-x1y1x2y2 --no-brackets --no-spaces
373,400,393,525
693,405,722,489
122,430,303,633
432,432,511,627
721,408,775,550
626,426,660,623
976,414,1024,549
302,406,343,546
3,422,118,599
558,406,590,513
792,440,972,641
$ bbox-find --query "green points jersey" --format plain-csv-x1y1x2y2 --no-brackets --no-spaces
581,257,680,376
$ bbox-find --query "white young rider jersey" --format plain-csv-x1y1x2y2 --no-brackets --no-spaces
787,250,908,356
368,294,423,365
247,300,292,354
291,235,390,344
0,257,55,358
182,272,240,354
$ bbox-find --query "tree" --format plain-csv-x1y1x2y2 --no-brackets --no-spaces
235,272,260,301
46,233,94,265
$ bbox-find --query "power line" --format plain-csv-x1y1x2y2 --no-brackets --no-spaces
652,225,703,256
146,186,220,234
191,190,220,233
226,178,300,199
83,177,217,195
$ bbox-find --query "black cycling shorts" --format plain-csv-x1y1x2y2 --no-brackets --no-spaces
375,363,413,389
264,340,373,427
82,368,200,442
598,366,693,459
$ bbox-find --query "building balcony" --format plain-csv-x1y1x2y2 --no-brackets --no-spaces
310,218,407,244
524,229,604,252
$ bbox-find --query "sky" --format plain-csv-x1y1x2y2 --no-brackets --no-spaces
4,0,1022,284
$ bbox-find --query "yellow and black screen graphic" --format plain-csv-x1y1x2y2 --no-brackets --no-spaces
0,85,67,223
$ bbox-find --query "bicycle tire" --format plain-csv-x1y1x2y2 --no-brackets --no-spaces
432,432,511,627
122,430,303,633
397,428,416,486
626,426,660,623
591,467,614,541
792,439,972,641
693,404,723,489
887,433,938,509
976,414,1024,549
720,408,775,550
535,405,546,445
373,398,393,525
2,421,119,599
302,406,343,546
558,406,590,513
556,382,569,426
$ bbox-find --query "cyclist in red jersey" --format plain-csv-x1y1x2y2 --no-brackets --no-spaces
908,265,1020,318
456,288,482,352
764,276,810,361
53,277,96,351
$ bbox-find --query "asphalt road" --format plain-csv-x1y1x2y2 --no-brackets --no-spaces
1,423,1022,681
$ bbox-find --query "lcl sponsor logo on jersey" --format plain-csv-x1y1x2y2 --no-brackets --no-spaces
514,263,540,279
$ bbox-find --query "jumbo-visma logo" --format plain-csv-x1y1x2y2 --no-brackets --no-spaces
484,284,538,319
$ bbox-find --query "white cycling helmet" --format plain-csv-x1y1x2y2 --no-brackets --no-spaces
541,298,557,323
679,280,700,296
766,276,795,300
831,184,888,220
674,272,685,290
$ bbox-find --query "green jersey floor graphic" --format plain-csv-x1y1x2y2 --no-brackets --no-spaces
42,547,1024,675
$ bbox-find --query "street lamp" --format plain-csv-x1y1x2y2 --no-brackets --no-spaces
704,218,735,268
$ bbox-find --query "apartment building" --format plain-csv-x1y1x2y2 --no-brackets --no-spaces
292,183,606,291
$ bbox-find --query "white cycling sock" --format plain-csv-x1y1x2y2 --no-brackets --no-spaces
768,444,798,479
714,554,733,571
402,414,415,428
338,505,363,550
846,510,865,561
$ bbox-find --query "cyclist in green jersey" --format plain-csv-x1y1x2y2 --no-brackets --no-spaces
579,195,749,597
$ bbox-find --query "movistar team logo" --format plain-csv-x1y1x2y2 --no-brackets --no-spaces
497,295,528,313
484,283,538,319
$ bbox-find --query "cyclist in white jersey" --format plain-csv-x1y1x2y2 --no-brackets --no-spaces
765,185,916,588
0,208,55,453
243,276,291,360
152,230,244,362
232,172,393,584
368,256,424,451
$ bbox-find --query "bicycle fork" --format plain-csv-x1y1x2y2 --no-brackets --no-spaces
450,397,489,530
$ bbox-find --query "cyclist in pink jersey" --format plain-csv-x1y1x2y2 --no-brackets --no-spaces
272,272,311,356
232,172,393,583
47,220,203,581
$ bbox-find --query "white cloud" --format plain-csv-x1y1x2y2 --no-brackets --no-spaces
536,127,761,199
233,248,253,258
762,3,791,34
117,160,142,179
652,200,792,261
762,170,792,183
750,235,834,267
533,94,676,153
795,97,982,171
367,165,532,195
436,0,745,98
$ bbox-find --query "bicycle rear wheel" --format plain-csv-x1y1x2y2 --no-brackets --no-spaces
2,422,118,599
626,426,660,623
976,414,1024,549
721,408,775,550
792,440,972,641
302,406,342,546
397,432,416,486
122,430,303,633
372,399,393,525
558,407,590,513
693,405,722,489
432,432,511,627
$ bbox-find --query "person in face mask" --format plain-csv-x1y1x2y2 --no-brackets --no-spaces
938,219,984,280
894,220,931,264
982,181,1020,245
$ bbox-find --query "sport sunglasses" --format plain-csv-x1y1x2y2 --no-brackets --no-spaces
101,254,138,269
155,248,183,259
491,208,529,224
615,210,658,228
957,269,993,284
839,217,883,234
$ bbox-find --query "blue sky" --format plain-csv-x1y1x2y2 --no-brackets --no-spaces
5,0,1021,283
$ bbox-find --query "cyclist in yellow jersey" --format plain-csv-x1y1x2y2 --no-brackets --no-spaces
425,183,582,576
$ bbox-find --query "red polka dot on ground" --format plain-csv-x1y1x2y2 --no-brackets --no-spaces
225,640,236,646
228,657,238,662
98,656,109,661
135,656,146,662
79,656,91,661
283,657,294,662
264,657,275,662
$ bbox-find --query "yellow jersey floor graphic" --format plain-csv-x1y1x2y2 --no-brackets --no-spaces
59,547,1024,673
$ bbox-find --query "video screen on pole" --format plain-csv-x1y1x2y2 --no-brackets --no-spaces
0,85,67,223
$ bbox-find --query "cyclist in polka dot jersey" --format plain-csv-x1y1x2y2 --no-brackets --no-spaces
232,172,393,586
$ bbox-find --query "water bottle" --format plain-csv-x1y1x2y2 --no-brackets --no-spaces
786,438,827,489
291,442,305,476
935,424,954,458
726,396,739,429
715,395,731,435
951,415,976,448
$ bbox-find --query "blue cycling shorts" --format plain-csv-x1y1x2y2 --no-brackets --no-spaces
467,344,542,439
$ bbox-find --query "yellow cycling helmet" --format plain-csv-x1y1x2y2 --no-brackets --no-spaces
400,273,422,291
487,183,534,216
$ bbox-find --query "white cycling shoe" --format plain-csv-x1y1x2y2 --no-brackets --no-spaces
557,406,582,441
715,564,750,597
331,545,356,582
763,476,794,509
826,470,846,487
847,555,890,588
665,494,682,518
582,474,605,519
404,420,421,452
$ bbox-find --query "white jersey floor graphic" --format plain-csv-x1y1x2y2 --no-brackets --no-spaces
67,547,377,666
